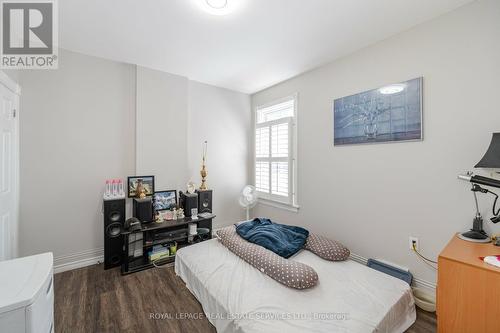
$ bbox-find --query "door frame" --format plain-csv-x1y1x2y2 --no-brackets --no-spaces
0,71,21,95
0,70,21,259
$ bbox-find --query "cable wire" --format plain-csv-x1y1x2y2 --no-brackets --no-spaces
412,243,438,270
412,243,437,263
152,257,174,268
491,192,500,216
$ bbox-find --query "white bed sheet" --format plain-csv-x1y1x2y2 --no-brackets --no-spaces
175,239,416,333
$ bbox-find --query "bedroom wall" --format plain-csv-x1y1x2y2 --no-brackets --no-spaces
135,72,251,227
135,66,189,190
14,49,136,264
9,50,250,270
251,0,500,287
187,81,251,227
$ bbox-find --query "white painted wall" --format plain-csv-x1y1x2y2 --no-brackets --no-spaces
135,71,251,226
251,0,500,286
135,66,189,191
188,81,251,227
15,49,136,260
11,51,250,269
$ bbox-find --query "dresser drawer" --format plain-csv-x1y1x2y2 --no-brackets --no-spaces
438,235,500,333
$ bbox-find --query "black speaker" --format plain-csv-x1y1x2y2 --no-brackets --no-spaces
133,198,153,223
196,189,212,214
179,191,198,217
103,198,125,270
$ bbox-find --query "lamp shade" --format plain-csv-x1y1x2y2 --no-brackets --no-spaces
475,133,500,168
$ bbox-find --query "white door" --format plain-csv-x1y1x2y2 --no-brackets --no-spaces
0,73,19,261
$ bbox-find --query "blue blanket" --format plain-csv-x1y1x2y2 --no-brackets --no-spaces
235,218,309,258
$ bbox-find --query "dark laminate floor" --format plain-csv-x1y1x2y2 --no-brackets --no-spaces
54,264,436,333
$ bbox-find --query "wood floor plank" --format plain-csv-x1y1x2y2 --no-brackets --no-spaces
54,264,435,333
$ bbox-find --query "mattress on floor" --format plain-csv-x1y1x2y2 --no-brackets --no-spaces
175,239,416,333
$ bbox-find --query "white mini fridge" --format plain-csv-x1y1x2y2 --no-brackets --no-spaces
0,253,54,333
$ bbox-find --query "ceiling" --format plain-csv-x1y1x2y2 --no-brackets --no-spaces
59,0,474,94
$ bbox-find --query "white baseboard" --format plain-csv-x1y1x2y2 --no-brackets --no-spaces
53,248,103,274
349,252,436,294
349,252,369,265
412,277,436,292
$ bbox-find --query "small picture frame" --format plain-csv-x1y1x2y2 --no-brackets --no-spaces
127,176,155,198
153,190,177,212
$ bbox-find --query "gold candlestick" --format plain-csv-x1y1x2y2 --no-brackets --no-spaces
200,141,208,190
200,161,208,190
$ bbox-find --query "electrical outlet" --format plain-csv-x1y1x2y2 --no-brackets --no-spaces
409,237,419,251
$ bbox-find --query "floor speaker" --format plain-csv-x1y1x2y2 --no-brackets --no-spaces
103,198,125,269
133,197,153,223
180,191,198,217
196,189,212,214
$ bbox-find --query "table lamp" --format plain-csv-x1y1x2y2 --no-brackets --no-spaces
475,133,500,169
457,133,500,242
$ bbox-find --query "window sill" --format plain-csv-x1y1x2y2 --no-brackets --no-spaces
257,198,300,213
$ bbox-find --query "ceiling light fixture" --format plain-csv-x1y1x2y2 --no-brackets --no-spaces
195,0,241,16
206,0,228,9
379,84,406,95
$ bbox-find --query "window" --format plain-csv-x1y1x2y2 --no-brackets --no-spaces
255,95,297,209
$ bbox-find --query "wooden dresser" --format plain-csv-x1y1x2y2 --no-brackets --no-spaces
437,235,500,333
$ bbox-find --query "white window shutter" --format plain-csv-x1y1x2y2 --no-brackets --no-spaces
255,96,296,206
256,127,269,158
271,122,288,158
271,161,288,197
255,161,269,193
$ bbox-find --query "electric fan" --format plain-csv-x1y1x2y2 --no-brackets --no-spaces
239,185,258,220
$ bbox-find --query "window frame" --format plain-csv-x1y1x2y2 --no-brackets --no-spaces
254,94,299,212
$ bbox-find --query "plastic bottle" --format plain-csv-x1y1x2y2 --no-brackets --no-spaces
117,179,124,197
105,180,111,198
111,179,117,197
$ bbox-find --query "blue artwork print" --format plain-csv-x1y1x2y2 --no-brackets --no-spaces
153,191,177,211
334,77,422,145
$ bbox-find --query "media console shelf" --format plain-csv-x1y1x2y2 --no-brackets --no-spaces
121,214,215,275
